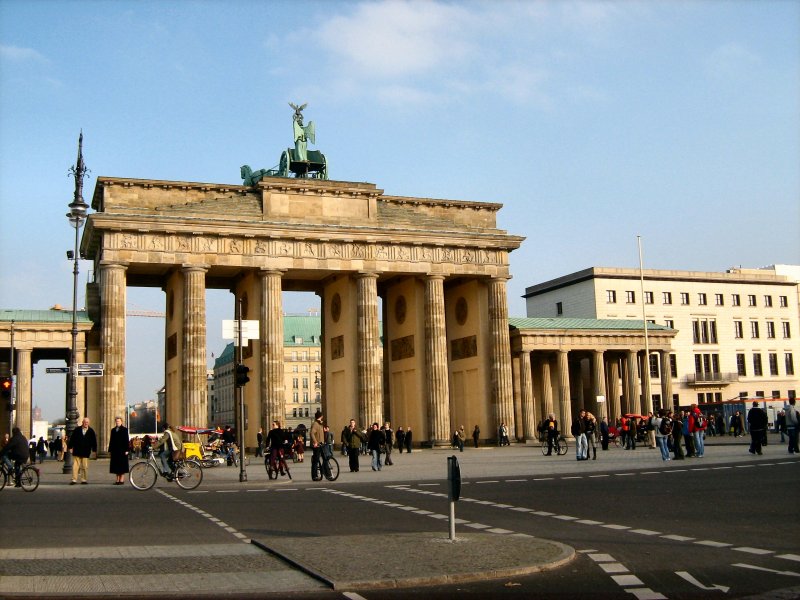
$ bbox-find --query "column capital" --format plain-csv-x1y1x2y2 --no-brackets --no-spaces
424,273,446,282
354,271,380,280
489,275,512,283
99,260,128,270
258,268,286,277
181,264,209,274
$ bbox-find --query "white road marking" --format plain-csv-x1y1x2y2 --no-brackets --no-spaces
342,592,369,600
611,574,644,586
588,553,615,562
777,554,800,563
675,570,730,592
661,534,694,542
732,563,800,578
599,562,628,573
630,529,661,536
733,547,773,555
694,540,732,548
628,588,668,599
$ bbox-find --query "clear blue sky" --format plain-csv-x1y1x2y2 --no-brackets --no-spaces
1,0,798,420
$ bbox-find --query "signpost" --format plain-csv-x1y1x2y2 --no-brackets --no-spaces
46,363,105,377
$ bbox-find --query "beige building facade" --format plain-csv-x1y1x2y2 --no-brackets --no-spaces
524,267,800,409
79,175,523,450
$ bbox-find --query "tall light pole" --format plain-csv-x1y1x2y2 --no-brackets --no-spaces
64,132,90,475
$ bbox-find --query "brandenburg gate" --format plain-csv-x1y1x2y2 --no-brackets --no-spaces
82,169,524,449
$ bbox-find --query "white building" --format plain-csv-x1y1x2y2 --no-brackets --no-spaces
524,266,800,413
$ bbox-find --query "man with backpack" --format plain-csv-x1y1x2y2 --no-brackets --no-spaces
654,410,673,461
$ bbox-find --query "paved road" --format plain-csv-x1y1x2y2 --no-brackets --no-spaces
2,439,798,598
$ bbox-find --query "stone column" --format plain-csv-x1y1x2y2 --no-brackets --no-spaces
424,275,450,445
182,265,207,427
640,351,653,415
488,277,515,438
15,349,32,436
660,350,673,412
519,351,536,441
540,359,554,420
260,270,285,428
606,358,621,422
625,350,638,415
100,262,127,448
592,350,607,421
557,349,573,437
355,273,382,427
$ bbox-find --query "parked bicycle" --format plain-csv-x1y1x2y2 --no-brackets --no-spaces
0,458,39,492
316,446,339,481
129,448,203,490
540,435,568,456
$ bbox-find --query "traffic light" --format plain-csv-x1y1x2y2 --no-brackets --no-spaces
235,364,250,388
0,376,12,408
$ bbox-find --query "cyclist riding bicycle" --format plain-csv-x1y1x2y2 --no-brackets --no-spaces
265,420,290,476
0,427,30,487
155,424,182,477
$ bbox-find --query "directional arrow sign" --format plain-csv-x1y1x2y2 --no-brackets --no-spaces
77,370,104,377
676,571,730,593
77,362,104,370
46,367,70,374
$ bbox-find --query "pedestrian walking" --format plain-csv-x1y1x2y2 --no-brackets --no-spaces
544,414,559,456
784,398,799,454
68,417,98,485
404,427,413,453
585,412,598,460
690,405,707,458
747,401,768,456
367,423,385,471
572,410,588,460
345,419,365,472
108,416,130,485
310,411,325,481
255,427,264,458
36,437,47,463
382,422,394,465
396,427,406,453
599,417,610,451
654,410,672,461
472,425,480,448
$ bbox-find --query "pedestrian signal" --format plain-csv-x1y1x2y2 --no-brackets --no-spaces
235,364,250,388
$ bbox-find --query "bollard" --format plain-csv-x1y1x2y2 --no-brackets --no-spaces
447,455,461,540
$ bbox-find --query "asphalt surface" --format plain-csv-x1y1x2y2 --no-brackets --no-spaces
1,433,798,598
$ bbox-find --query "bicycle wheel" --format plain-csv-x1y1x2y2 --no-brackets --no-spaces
174,460,203,490
130,462,158,490
541,439,549,456
266,457,277,480
0,468,7,491
283,459,292,480
323,457,339,481
557,437,568,456
19,466,39,492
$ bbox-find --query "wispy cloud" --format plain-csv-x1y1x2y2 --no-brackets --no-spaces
704,42,761,80
0,44,49,63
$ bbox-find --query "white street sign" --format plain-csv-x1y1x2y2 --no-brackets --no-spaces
222,320,260,341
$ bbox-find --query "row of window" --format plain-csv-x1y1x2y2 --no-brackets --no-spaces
288,351,321,361
734,320,791,340
734,352,795,377
607,290,789,308
697,390,797,403
291,391,322,403
292,407,320,418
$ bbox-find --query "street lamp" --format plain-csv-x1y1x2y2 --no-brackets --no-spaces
64,132,89,475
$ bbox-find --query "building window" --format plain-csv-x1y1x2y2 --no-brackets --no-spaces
748,294,757,307
663,292,672,305
769,353,779,376
698,292,707,306
293,392,299,403
715,293,724,306
303,392,309,402
291,351,298,361
680,292,690,305
783,322,791,338
766,321,775,339
694,353,720,380
736,353,747,376
732,294,741,306
304,408,309,418
739,391,748,400
302,377,309,389
779,295,788,308
649,354,659,378
556,302,563,316
753,353,763,376
292,377,299,389
750,321,760,339
665,319,674,329
692,319,717,344
772,390,781,399
292,408,297,418
626,291,636,304
292,365,299,373
789,390,796,400
606,290,617,304
786,353,795,376
734,320,743,339
644,291,654,304
764,295,773,307
670,354,678,378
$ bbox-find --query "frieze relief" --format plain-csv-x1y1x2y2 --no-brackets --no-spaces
108,231,503,267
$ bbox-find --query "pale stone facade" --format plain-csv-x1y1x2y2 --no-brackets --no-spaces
82,175,524,449
524,267,800,410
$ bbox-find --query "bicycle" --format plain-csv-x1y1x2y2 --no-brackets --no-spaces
265,448,292,480
0,458,39,492
312,446,339,482
129,448,203,490
540,435,568,456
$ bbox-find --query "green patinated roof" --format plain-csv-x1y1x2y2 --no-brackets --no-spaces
214,316,323,368
0,309,92,324
509,317,673,331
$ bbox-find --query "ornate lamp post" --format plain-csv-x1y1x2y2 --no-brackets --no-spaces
64,133,89,474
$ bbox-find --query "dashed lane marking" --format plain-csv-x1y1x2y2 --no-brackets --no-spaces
156,489,250,543
733,547,774,555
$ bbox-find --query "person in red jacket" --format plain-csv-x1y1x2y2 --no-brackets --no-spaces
689,405,707,458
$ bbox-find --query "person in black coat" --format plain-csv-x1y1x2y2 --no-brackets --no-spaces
0,427,30,487
404,427,413,453
747,402,768,456
69,417,98,485
108,417,130,485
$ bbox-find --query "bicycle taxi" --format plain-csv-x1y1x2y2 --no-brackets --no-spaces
177,426,226,468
